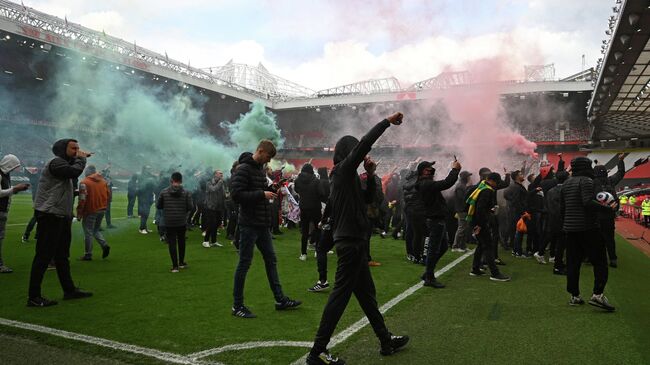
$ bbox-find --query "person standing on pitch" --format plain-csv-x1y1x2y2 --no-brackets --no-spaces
592,153,625,268
77,165,111,261
0,154,30,273
230,140,301,318
27,139,93,307
157,172,193,272
307,113,409,365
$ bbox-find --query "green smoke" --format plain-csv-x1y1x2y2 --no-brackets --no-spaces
222,100,284,152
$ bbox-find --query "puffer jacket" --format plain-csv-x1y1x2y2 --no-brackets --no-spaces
156,185,193,227
231,152,272,227
561,175,610,232
294,164,322,212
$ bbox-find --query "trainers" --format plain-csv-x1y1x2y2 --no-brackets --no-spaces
27,296,58,307
380,334,410,356
211,242,223,247
139,229,148,234
201,231,206,237
232,305,256,318
308,281,330,292
79,255,92,261
179,262,188,269
489,273,511,282
423,279,445,288
588,294,615,311
102,245,110,259
569,295,585,306
306,351,345,365
275,297,302,310
63,288,93,300
299,254,307,261
494,258,506,266
549,256,555,263
170,268,180,273
21,235,28,243
609,259,618,268
553,268,567,275
469,269,486,277
202,241,211,248
0,265,13,274
368,261,382,267
534,253,547,264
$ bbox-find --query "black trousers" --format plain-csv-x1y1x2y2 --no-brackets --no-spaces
316,228,335,283
410,214,426,260
166,226,187,268
227,207,238,238
300,209,322,255
28,213,76,298
598,218,617,262
204,209,223,244
311,240,390,355
472,227,499,276
23,213,37,239
127,192,136,217
548,230,566,270
566,230,608,297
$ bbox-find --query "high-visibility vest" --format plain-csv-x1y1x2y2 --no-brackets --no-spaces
620,196,628,205
630,196,637,205
642,200,650,216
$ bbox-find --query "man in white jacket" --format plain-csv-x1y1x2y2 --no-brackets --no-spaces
0,154,30,273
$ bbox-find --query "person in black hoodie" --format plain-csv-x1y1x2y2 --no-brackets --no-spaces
307,113,408,365
137,166,155,234
156,172,193,272
561,157,615,311
504,169,528,253
295,163,322,260
230,141,301,319
417,160,461,288
126,173,138,218
593,153,625,268
545,170,568,275
28,139,92,307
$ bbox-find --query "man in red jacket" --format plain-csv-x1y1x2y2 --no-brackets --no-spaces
77,165,111,261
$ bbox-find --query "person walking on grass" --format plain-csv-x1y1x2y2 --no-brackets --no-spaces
561,157,616,311
77,165,111,261
21,165,41,243
27,139,93,307
230,141,301,319
0,154,30,273
203,169,226,248
295,163,322,261
307,113,409,365
156,172,193,273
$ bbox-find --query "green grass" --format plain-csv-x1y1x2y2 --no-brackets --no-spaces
0,192,649,364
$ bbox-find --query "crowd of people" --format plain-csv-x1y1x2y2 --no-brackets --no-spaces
0,111,631,365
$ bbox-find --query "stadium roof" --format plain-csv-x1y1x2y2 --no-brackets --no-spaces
588,0,650,140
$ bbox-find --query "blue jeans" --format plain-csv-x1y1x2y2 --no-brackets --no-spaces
233,225,284,307
423,219,448,279
82,211,107,256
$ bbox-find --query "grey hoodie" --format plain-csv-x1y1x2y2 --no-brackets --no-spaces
0,154,21,212
34,139,86,217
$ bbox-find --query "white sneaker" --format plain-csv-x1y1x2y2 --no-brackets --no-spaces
202,231,206,237
534,252,547,264
327,250,334,255
211,242,223,247
396,232,402,238
299,254,307,261
139,229,148,234
549,256,555,263
202,241,211,248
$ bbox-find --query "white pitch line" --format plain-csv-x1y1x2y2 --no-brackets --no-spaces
188,340,313,360
289,250,475,365
0,317,222,365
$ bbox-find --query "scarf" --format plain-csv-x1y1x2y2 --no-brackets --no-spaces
466,180,494,222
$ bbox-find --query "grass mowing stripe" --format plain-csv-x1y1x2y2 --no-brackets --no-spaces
0,317,215,365
289,250,475,365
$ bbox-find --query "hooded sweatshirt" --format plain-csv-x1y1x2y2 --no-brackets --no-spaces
156,184,193,227
0,154,21,212
330,119,390,242
560,157,611,232
294,163,322,212
77,173,110,218
34,139,86,217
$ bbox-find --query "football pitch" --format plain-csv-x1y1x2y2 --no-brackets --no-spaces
0,193,649,365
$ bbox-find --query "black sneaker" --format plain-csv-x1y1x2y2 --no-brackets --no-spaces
489,273,511,282
27,296,58,307
569,295,585,306
232,305,256,318
423,279,445,288
79,255,92,261
469,269,486,277
588,294,615,312
21,235,28,243
306,351,345,365
308,281,330,292
553,268,567,276
494,258,506,266
380,334,410,356
63,288,93,300
102,245,111,259
609,259,618,268
275,297,302,310
179,262,188,269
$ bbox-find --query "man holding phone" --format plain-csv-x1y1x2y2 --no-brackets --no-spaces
27,139,93,307
0,154,30,273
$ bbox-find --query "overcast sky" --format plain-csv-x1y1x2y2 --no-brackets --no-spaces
22,0,615,90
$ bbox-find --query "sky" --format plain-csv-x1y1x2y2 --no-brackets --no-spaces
20,0,615,91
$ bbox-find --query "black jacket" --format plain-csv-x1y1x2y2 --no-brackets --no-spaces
593,159,625,221
231,152,273,227
330,119,390,242
156,185,193,227
561,175,611,232
415,168,460,219
453,182,470,213
317,167,330,203
472,187,496,229
505,182,527,216
294,165,322,212
402,171,420,213
545,183,563,233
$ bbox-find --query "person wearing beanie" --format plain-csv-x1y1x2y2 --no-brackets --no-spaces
0,154,30,273
593,153,626,268
561,156,615,311
76,165,111,261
